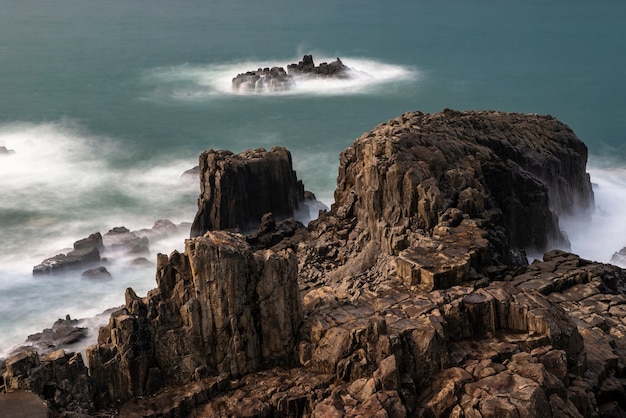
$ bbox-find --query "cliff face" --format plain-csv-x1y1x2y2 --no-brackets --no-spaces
300,110,593,293
7,110,626,418
86,231,302,408
190,147,305,237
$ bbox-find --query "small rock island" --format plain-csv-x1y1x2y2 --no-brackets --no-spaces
232,54,351,93
3,109,626,418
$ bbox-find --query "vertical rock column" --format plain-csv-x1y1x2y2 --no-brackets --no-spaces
190,147,305,237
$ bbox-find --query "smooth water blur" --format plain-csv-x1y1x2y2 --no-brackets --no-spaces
0,0,625,355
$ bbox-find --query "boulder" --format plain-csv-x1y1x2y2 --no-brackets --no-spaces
103,226,150,256
81,266,112,280
12,110,618,418
32,246,100,276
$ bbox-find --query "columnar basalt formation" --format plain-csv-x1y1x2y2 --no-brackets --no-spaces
286,54,350,78
300,110,593,293
86,231,302,408
190,146,305,237
6,110,626,418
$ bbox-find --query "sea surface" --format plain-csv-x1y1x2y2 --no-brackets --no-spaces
1,0,625,357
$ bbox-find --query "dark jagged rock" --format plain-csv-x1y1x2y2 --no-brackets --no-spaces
1,349,94,415
32,226,153,276
287,55,350,78
232,66,294,93
32,246,101,276
86,231,302,408
103,226,150,256
9,110,624,418
73,232,104,252
232,55,351,92
299,110,593,294
190,146,305,237
246,212,307,251
21,315,89,354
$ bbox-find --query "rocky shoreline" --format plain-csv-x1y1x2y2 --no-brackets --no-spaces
3,109,626,417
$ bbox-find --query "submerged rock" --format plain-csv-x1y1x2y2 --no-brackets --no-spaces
81,266,112,280
0,145,15,155
103,226,150,256
32,246,101,276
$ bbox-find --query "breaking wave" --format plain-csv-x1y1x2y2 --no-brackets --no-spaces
144,55,419,100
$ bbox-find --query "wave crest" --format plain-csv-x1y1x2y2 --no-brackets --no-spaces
145,56,419,100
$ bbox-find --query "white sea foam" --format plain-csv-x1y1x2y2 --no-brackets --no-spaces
145,54,418,100
0,121,198,356
0,121,197,269
561,163,626,266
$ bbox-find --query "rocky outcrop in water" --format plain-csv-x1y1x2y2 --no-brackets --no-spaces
232,55,351,93
7,109,626,418
232,66,294,93
190,146,305,237
33,233,103,276
32,220,187,276
286,54,349,78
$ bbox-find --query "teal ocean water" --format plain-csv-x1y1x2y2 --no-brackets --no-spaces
1,0,625,355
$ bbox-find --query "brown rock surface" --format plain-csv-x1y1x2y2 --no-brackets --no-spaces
190,146,305,237
7,110,625,418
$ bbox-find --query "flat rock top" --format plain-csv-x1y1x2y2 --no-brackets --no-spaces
0,391,48,417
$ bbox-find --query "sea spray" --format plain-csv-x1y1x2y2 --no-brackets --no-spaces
562,164,626,266
144,55,419,100
0,121,199,356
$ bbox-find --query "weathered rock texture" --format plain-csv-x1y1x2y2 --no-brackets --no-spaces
1,349,94,415
286,54,350,78
86,231,302,408
232,55,351,93
300,110,593,294
32,220,186,276
190,146,305,237
7,110,624,418
232,66,294,93
33,233,103,276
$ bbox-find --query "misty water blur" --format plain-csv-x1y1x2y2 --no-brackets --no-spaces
144,56,418,100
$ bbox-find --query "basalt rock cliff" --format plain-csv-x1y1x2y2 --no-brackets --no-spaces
5,110,626,418
190,146,305,237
